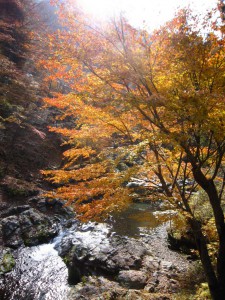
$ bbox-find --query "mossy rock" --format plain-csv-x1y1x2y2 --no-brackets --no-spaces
7,187,29,197
0,251,15,274
22,224,57,246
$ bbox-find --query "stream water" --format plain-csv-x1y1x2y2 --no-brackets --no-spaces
1,232,70,300
109,202,165,237
1,202,174,300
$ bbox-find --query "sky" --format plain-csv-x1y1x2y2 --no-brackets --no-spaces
77,0,218,29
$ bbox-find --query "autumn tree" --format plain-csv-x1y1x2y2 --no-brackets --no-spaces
41,2,225,298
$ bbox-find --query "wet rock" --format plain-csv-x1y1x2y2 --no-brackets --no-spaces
57,236,73,257
103,236,147,272
20,209,58,246
20,208,44,225
61,221,193,295
1,216,20,237
1,215,23,248
59,223,147,282
36,199,47,212
28,196,38,204
0,215,194,299
1,207,58,248
19,213,33,228
1,205,30,218
118,270,148,289
29,196,74,216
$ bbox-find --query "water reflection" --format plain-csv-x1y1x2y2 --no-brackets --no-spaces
108,202,162,237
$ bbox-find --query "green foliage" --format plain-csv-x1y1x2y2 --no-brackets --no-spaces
194,283,211,300
190,191,214,223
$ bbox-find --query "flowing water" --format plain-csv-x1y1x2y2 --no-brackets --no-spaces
1,202,173,299
1,231,70,300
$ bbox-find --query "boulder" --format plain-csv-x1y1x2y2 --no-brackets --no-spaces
1,207,58,248
1,205,30,218
1,216,20,237
29,196,74,216
58,223,147,284
1,216,22,248
0,248,15,275
118,270,148,289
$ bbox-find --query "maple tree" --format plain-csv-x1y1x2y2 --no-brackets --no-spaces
41,1,225,298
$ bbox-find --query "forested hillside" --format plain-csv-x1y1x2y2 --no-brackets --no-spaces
1,1,225,299
0,0,61,186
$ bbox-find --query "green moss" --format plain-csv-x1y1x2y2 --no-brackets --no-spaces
0,252,15,274
0,100,13,113
63,255,70,265
7,187,29,197
23,224,54,246
23,238,31,246
81,276,87,285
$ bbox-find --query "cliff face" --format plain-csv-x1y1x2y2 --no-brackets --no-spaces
0,0,62,190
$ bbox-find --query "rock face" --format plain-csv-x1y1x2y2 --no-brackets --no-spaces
57,222,147,284
1,207,58,248
56,222,191,298
0,120,62,182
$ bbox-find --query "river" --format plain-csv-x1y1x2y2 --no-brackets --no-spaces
0,202,182,300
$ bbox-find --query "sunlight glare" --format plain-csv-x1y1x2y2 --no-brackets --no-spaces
77,0,218,29
78,0,120,19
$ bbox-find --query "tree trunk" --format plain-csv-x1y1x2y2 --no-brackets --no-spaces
189,218,220,299
191,166,225,299
206,181,225,299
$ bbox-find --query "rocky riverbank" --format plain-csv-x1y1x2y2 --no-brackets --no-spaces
57,221,193,300
0,189,197,300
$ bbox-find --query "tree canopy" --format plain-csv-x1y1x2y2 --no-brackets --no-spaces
40,1,225,298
